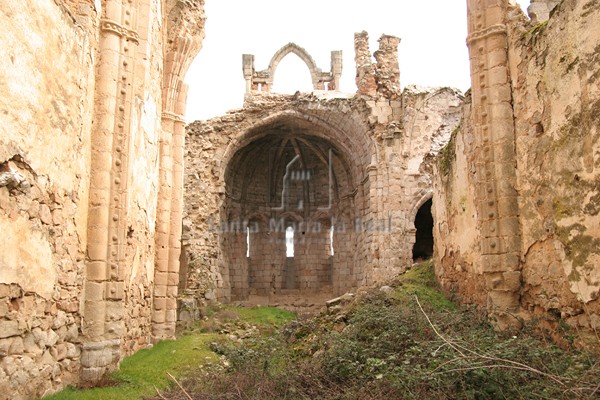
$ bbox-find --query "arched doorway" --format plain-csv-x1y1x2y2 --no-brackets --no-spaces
412,198,434,261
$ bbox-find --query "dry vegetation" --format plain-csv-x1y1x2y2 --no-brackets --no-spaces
155,261,600,400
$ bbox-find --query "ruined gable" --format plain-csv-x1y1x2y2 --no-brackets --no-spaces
182,37,462,313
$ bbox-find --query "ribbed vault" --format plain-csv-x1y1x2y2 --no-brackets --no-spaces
220,113,367,301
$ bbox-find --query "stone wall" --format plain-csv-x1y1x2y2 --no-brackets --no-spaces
0,0,96,397
183,34,462,310
434,0,600,347
0,0,205,398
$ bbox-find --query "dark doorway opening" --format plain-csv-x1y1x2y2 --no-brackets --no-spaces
412,198,434,261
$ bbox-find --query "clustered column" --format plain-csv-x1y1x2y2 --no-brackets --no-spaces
82,0,140,383
466,0,522,329
153,1,206,336
153,84,188,340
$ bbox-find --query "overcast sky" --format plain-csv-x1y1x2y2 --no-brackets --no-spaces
184,0,531,122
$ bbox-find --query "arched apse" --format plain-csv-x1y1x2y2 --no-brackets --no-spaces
219,112,371,301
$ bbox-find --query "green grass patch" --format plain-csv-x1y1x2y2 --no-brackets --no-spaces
226,305,296,327
389,260,456,311
42,334,219,400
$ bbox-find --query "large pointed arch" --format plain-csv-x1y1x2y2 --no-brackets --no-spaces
267,43,321,88
242,44,342,95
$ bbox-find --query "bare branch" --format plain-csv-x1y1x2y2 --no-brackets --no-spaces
154,385,168,400
167,372,194,400
414,295,567,387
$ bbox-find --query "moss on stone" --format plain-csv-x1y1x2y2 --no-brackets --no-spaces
555,222,600,280
552,197,573,219
437,124,459,177
522,20,549,41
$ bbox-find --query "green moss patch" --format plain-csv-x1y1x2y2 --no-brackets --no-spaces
389,260,457,311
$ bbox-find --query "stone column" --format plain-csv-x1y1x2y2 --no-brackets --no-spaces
169,85,189,328
82,0,140,383
330,50,343,91
466,0,522,329
243,54,254,96
153,0,205,341
153,109,175,339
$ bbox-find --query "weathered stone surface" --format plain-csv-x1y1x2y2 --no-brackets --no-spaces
0,321,20,339
527,0,560,23
2,0,599,397
434,0,600,346
0,0,206,397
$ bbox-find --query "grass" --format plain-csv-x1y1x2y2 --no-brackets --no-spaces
389,260,456,311
45,262,599,400
42,334,219,400
158,260,599,400
42,307,296,400
228,305,296,327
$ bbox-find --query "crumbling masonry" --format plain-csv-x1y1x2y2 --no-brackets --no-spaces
181,36,461,312
434,0,600,347
1,0,600,399
1,0,205,398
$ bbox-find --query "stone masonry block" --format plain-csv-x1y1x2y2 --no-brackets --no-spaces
0,321,21,338
167,286,178,297
497,217,520,235
154,272,168,286
152,310,166,324
482,253,520,273
105,282,124,300
487,48,508,68
85,282,105,301
497,198,519,219
167,272,179,286
484,271,521,291
154,285,167,298
83,304,105,338
86,261,108,281
489,85,512,103
481,237,506,254
487,290,520,312
87,243,109,261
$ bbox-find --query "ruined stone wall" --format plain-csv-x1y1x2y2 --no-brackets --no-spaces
0,0,205,398
433,93,488,306
512,0,600,345
183,69,462,310
385,86,462,276
0,1,97,397
184,95,376,307
434,0,600,346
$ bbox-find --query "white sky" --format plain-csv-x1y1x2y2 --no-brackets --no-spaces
184,0,531,122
